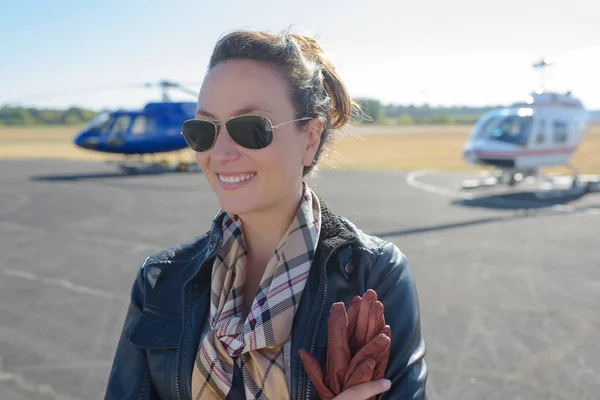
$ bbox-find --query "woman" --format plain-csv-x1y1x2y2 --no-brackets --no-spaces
105,30,427,400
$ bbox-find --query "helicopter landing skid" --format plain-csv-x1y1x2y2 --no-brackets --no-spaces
458,169,532,190
459,176,500,190
109,160,199,174
534,182,587,200
534,166,587,200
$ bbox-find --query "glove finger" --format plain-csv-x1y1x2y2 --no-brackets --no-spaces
327,302,351,394
343,333,389,390
299,349,336,399
366,301,385,344
354,333,391,361
373,325,392,380
352,290,377,352
342,357,376,390
346,295,362,340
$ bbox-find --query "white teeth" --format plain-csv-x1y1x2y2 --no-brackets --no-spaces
219,173,255,183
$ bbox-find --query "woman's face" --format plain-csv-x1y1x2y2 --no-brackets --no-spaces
194,59,321,217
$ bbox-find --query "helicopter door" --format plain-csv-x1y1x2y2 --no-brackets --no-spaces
107,115,131,146
534,119,546,145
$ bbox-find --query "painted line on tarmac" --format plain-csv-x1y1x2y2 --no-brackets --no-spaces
0,368,80,400
551,204,575,213
0,221,161,253
0,266,128,303
549,202,600,217
406,170,475,200
15,361,113,373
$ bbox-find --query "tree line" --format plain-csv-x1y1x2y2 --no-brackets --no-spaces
0,106,99,126
352,98,500,125
1,99,501,126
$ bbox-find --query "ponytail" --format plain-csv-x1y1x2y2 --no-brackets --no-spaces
290,34,353,130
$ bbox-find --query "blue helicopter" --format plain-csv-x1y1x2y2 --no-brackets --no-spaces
73,80,199,173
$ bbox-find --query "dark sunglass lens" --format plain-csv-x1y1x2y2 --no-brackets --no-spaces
181,120,216,151
226,116,273,149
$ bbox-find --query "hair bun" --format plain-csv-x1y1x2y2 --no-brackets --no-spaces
289,34,352,130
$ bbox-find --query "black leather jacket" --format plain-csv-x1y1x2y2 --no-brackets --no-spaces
105,198,427,399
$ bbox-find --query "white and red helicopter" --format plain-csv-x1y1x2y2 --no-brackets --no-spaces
461,58,597,192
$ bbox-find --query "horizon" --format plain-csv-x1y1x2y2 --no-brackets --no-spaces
2,0,599,110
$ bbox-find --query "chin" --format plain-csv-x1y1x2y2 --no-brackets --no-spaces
216,193,261,217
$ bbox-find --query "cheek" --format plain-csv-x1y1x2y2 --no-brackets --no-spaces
195,152,209,170
260,143,304,179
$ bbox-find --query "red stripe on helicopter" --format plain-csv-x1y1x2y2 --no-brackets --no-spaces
510,102,584,109
474,147,577,159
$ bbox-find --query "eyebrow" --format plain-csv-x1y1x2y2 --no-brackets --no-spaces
195,109,217,119
195,105,273,120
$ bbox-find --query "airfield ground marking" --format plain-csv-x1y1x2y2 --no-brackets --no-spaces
0,367,80,400
14,361,114,374
406,170,475,200
584,208,600,216
407,170,600,217
0,265,128,303
0,221,161,253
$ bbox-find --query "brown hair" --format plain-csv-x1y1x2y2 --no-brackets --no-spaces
208,30,355,176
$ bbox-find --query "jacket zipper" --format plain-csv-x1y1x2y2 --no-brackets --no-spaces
303,241,353,399
175,236,222,400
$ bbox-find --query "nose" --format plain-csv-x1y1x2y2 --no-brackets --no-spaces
209,126,240,162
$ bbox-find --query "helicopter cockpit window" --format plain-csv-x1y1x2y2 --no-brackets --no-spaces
83,112,111,134
473,117,499,140
553,121,568,143
476,115,533,146
111,115,131,135
131,116,157,135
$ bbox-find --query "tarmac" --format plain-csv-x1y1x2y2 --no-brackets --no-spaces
1,159,599,400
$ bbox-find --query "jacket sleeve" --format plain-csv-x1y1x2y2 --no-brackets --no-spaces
367,242,428,400
105,262,159,400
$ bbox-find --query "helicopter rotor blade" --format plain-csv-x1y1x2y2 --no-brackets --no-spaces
141,80,199,101
10,83,148,104
173,85,199,97
7,79,202,106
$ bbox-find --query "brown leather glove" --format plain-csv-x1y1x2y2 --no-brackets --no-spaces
347,290,386,355
298,290,391,399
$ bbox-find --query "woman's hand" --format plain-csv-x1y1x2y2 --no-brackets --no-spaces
332,379,391,400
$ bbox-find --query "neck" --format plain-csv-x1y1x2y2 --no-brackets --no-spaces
238,185,304,274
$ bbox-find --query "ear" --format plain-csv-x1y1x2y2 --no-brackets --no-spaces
303,118,324,167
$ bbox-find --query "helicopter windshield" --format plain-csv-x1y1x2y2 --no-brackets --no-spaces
82,112,111,134
475,114,533,146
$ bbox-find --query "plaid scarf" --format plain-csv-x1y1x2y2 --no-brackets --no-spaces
192,186,321,399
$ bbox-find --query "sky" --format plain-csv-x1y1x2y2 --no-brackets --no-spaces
2,0,599,111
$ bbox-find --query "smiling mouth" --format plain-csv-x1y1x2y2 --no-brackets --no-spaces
217,173,256,184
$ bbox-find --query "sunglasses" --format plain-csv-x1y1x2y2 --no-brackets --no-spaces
180,114,312,152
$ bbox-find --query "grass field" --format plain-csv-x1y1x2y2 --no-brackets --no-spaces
1,124,600,173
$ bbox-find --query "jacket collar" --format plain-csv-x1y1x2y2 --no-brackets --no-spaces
315,195,358,253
